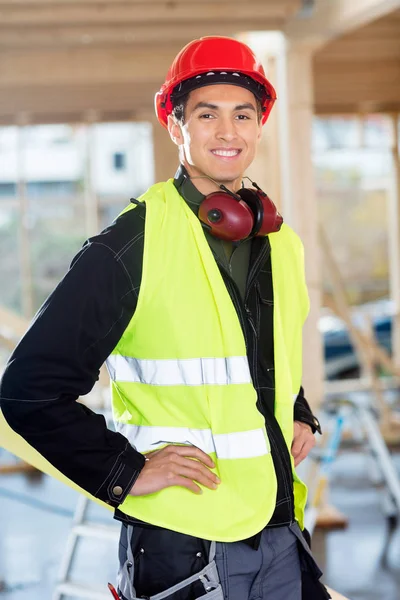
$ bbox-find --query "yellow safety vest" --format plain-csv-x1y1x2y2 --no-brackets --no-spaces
107,179,310,542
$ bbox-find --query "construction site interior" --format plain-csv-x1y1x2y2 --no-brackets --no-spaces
1,1,400,599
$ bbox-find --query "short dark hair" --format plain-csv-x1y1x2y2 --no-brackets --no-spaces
172,93,190,125
172,91,263,126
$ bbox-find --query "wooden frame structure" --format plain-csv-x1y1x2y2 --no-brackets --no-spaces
1,0,400,408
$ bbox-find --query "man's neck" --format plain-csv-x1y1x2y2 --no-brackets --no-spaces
181,161,242,196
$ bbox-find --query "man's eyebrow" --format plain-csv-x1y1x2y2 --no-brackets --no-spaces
235,103,256,112
192,102,219,111
192,101,256,112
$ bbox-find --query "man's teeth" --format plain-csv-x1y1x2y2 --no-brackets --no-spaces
212,150,240,157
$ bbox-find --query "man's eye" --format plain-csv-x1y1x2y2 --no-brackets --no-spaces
199,113,214,119
236,114,250,120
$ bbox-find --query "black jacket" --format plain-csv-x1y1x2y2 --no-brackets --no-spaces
0,169,319,520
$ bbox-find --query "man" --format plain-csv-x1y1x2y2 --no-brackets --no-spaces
0,37,327,599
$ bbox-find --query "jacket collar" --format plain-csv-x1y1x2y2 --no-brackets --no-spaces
173,164,205,216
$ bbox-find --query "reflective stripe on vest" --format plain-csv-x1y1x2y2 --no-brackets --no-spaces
106,355,252,386
115,423,270,459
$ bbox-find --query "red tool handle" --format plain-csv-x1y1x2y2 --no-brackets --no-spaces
108,582,120,600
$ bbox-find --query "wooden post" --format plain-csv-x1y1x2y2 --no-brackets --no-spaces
388,113,400,368
285,44,324,413
16,114,34,319
83,111,100,237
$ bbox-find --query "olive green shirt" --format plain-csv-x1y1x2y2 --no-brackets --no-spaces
177,172,252,301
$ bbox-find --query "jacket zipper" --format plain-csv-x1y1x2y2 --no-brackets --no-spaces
215,239,295,524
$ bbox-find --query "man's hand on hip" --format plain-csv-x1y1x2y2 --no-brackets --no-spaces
291,421,316,467
129,444,221,496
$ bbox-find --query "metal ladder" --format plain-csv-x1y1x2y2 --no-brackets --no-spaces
305,393,400,537
52,494,120,600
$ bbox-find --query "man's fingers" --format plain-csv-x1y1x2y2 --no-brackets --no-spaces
174,463,219,490
291,437,304,458
168,444,215,468
294,449,307,467
294,438,315,466
172,475,203,495
173,454,220,484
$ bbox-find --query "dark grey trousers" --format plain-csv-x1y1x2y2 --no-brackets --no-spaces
118,523,303,599
215,525,301,600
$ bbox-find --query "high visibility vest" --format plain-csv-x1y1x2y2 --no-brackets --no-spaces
106,180,309,542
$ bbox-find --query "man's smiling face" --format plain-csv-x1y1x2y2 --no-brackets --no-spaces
168,84,263,195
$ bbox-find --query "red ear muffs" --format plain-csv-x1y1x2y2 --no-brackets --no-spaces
198,187,283,242
198,191,254,241
236,188,283,237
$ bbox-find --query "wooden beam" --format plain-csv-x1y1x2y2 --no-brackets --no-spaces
0,0,297,3
315,38,400,62
314,11,400,62
0,110,153,126
286,47,324,412
0,21,285,49
285,0,400,49
0,2,296,26
0,45,179,86
0,82,156,121
388,114,400,367
314,102,400,115
313,59,400,113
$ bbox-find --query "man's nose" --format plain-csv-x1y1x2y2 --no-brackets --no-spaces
216,117,237,141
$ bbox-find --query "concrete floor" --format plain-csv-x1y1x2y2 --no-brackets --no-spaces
0,448,400,600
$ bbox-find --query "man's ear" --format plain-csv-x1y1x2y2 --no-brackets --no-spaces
167,115,184,146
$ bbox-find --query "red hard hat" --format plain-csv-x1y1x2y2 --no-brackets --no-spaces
155,36,277,129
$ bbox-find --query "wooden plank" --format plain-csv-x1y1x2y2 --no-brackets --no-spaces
0,0,299,4
0,45,179,86
0,21,284,48
314,59,400,110
0,461,38,475
0,82,155,122
315,39,400,62
285,0,400,49
0,2,293,26
388,114,400,367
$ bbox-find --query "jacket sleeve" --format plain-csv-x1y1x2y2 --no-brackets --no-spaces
294,386,322,434
0,236,145,507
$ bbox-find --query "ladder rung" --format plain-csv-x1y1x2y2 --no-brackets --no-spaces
72,523,120,541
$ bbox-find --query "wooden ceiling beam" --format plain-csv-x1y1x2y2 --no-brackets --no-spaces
0,110,153,126
314,40,400,62
0,21,285,49
285,0,400,49
314,102,400,115
313,9,400,61
0,2,297,26
0,81,156,125
314,58,400,110
0,45,183,86
0,0,299,5
0,82,156,112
